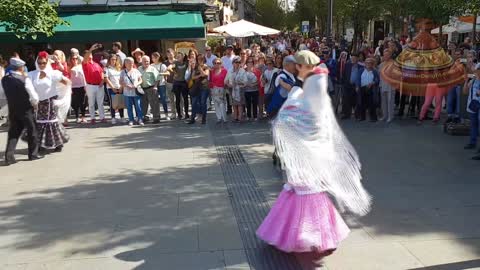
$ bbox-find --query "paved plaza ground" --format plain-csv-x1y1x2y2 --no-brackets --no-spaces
1,114,480,270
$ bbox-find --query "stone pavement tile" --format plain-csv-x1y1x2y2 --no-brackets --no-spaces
324,242,424,270
1,264,27,270
224,250,250,270
22,258,141,270
198,217,244,251
110,217,200,255
116,250,225,270
178,192,234,220
401,239,480,267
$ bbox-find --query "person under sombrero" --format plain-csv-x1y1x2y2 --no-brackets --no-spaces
131,48,145,67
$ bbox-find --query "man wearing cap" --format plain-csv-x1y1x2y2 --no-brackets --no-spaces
292,50,320,88
1,58,43,165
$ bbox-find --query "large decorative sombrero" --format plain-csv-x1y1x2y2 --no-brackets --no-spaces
381,20,465,96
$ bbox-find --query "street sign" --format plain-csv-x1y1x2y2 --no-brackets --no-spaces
301,21,309,33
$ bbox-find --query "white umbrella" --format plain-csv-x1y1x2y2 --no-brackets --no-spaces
431,25,457,34
457,22,480,34
213,20,280,37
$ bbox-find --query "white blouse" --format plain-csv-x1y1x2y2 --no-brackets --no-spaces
104,66,122,89
28,69,65,101
70,65,86,88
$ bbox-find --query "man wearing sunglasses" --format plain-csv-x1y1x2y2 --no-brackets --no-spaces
204,46,217,69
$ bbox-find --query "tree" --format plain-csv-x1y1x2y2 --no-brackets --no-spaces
454,0,480,47
255,0,286,30
0,0,67,40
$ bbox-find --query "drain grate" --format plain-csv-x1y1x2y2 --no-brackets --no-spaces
210,126,301,270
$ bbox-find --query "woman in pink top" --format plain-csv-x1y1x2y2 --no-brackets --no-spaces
210,59,228,123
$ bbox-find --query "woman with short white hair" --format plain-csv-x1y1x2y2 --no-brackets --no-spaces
120,57,144,126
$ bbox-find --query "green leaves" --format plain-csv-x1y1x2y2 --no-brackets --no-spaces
0,0,68,39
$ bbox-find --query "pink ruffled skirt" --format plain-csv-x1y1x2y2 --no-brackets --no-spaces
256,187,350,253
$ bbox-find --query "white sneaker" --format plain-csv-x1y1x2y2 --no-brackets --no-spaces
139,121,145,126
170,113,176,119
166,116,171,121
128,121,134,126
111,118,117,125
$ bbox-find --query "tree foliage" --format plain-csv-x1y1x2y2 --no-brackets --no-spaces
255,0,287,30
0,0,68,39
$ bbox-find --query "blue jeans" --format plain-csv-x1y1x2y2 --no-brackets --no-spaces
124,95,143,122
191,89,210,120
447,85,461,118
469,112,480,145
157,85,168,114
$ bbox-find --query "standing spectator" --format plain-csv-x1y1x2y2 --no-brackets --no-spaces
51,50,70,78
83,48,106,124
266,56,297,117
464,65,480,160
120,57,144,126
152,52,170,120
104,54,125,124
164,48,182,119
446,49,465,123
210,59,228,123
205,46,217,68
112,42,127,65
358,58,379,122
374,40,384,57
262,57,279,105
379,49,395,123
239,50,248,68
274,54,283,69
340,53,363,120
222,45,236,114
222,2,233,25
168,52,190,119
225,57,246,122
244,57,259,121
69,53,87,124
138,55,161,124
131,48,145,67
187,54,210,125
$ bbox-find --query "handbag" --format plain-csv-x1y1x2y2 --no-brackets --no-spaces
469,80,480,113
124,70,144,96
112,94,125,110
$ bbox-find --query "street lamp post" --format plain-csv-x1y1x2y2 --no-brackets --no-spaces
327,0,334,45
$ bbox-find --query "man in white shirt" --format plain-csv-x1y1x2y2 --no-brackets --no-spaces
112,42,127,65
205,46,217,68
223,3,233,25
358,58,379,122
221,45,236,71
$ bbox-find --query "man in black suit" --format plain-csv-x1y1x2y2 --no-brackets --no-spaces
1,58,43,165
340,53,363,119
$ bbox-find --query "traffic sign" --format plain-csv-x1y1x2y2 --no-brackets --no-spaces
301,21,310,33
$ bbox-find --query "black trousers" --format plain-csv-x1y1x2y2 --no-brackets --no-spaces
245,91,259,119
341,84,356,118
71,87,86,119
173,81,189,117
356,87,377,121
226,91,232,114
5,109,39,161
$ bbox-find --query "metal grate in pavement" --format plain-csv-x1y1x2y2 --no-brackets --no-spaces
210,126,301,270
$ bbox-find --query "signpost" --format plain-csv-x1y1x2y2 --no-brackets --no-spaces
302,21,310,36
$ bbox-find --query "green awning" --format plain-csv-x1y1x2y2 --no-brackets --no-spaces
0,10,205,43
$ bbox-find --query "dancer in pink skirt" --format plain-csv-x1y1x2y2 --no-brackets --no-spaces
256,66,372,265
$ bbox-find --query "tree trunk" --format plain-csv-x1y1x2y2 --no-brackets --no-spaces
438,23,443,49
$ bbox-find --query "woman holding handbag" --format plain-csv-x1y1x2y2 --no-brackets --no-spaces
105,54,125,124
120,57,144,126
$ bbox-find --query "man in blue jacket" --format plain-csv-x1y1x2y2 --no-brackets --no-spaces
340,53,363,119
